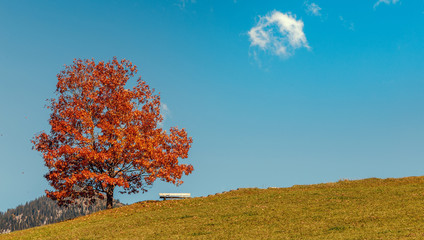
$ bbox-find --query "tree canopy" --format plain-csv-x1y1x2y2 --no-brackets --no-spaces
33,58,193,209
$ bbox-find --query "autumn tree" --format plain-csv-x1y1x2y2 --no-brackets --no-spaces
33,58,193,209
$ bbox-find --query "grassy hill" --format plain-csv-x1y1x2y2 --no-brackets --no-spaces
2,176,424,239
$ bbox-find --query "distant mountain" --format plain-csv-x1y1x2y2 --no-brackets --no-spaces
0,196,124,233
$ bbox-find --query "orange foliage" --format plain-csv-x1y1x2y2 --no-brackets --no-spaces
32,58,193,208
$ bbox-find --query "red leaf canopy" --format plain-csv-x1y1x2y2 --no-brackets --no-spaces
33,58,193,207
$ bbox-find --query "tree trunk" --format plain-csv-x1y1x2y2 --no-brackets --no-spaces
106,186,114,209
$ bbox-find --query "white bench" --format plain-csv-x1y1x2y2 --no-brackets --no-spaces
159,193,191,200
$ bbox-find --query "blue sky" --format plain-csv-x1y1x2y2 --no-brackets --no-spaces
0,0,423,212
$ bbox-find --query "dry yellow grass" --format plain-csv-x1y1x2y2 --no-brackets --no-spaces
2,176,424,239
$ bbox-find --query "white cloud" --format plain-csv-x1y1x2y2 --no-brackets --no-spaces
305,2,322,16
159,103,171,127
339,16,355,31
176,0,196,9
248,10,310,58
374,0,400,9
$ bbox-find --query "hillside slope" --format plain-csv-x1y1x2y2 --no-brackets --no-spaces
2,176,424,239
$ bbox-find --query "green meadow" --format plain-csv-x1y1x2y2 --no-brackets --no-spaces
2,176,424,239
